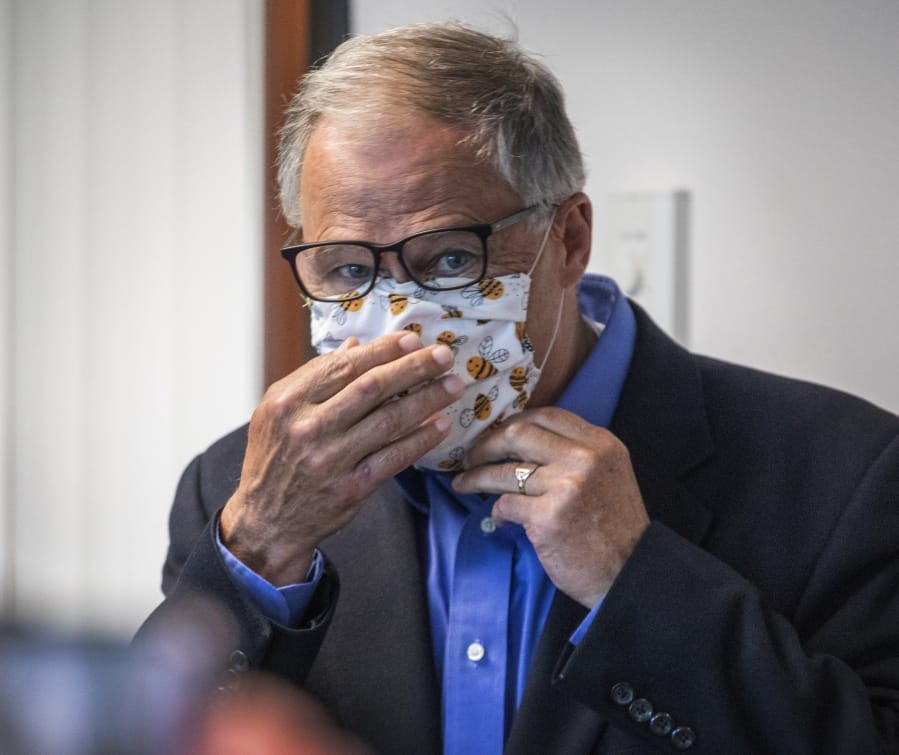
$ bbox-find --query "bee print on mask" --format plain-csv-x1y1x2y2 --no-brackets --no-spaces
387,293,409,315
467,336,510,380
509,365,533,393
404,323,422,337
437,446,466,471
333,292,364,326
436,330,468,354
515,321,534,353
460,384,500,428
461,278,505,307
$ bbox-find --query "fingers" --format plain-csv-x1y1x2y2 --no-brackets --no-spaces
452,460,544,497
301,332,444,404
355,414,453,483
326,340,456,427
462,417,560,470
340,372,465,460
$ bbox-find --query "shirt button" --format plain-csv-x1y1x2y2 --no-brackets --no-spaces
648,712,673,736
466,641,486,662
628,698,653,723
480,517,496,534
671,726,696,750
610,682,635,706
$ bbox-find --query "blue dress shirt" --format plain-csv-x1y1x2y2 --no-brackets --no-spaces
217,274,637,754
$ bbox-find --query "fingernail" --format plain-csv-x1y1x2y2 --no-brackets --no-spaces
435,415,451,433
431,344,454,368
399,332,421,352
442,374,464,395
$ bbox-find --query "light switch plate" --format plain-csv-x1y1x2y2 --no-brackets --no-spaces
602,190,690,344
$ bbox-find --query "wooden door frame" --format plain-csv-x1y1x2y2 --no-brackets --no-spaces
263,0,349,388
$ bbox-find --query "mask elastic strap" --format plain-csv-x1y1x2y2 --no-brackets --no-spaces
529,207,564,373
537,288,565,372
527,207,558,277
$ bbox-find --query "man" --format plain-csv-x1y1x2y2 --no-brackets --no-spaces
141,23,899,754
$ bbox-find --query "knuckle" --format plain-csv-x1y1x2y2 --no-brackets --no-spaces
568,445,594,469
321,351,357,385
290,412,325,444
555,475,582,501
370,407,403,442
352,371,385,401
504,419,531,445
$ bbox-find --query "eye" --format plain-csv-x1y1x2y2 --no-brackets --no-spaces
334,263,373,281
437,249,477,273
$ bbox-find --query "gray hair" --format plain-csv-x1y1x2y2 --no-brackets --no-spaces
277,22,586,227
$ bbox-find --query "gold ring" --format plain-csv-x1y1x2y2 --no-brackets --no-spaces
515,465,538,495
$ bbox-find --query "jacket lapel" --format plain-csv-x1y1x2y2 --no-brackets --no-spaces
307,481,441,754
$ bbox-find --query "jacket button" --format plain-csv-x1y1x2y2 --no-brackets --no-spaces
229,650,250,672
648,712,673,736
610,682,635,706
628,698,653,723
671,725,696,750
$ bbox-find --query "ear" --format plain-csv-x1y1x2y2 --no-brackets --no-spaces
552,192,592,288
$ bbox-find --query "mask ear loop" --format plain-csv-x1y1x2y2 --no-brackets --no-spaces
525,208,565,372
527,207,558,277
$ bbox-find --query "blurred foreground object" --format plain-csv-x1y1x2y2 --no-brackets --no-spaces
187,673,376,755
0,598,234,754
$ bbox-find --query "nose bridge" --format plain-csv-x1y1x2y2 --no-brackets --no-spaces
376,248,413,283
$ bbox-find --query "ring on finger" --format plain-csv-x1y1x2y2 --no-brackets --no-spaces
514,464,540,495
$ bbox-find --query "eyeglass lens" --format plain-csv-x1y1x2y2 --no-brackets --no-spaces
294,229,486,300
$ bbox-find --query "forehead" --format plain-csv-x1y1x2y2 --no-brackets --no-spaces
299,116,522,239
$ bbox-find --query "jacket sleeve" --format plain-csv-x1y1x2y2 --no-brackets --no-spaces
553,433,899,755
136,442,339,689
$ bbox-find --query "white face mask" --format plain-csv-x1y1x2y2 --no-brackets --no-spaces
309,215,561,471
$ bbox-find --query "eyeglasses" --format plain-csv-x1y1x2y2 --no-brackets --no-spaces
280,206,539,302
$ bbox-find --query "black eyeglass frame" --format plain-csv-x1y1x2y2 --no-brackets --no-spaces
280,205,540,302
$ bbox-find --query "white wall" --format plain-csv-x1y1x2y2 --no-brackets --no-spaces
7,0,263,633
1,0,13,613
353,0,899,413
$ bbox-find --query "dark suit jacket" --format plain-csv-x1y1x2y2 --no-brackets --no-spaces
141,306,899,754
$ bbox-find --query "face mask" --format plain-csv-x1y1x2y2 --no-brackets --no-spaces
308,215,562,471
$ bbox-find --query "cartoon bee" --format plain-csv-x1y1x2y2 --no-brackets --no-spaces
515,321,534,352
460,385,500,428
488,411,507,431
514,389,530,411
333,292,364,325
388,293,410,315
461,278,505,307
437,446,466,471
466,336,509,380
441,306,463,319
404,323,422,337
509,365,533,392
436,330,468,353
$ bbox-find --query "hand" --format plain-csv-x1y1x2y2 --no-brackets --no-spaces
220,332,464,585
451,407,650,608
